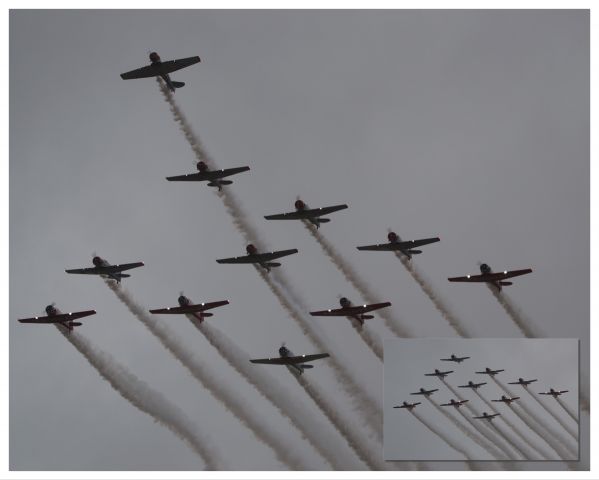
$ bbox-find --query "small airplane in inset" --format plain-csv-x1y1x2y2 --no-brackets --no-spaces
264,199,348,229
475,367,505,377
249,344,329,376
473,411,501,421
149,294,229,322
440,354,470,363
539,388,569,398
393,401,421,411
309,297,392,325
424,369,453,379
18,304,96,331
66,256,144,283
492,395,520,405
508,377,538,387
458,381,487,390
448,263,533,291
356,231,440,259
166,161,250,191
216,244,298,272
440,398,469,408
120,52,201,92
410,387,438,397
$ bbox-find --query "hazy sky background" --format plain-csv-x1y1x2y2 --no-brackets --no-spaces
384,338,578,461
10,10,588,471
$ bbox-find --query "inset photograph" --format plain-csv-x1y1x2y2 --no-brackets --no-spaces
384,338,579,462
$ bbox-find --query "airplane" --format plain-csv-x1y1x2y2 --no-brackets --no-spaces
475,367,505,377
65,256,144,283
356,231,440,259
309,297,392,325
410,388,439,397
166,161,250,191
249,344,329,376
149,295,229,322
440,354,471,363
120,52,201,92
458,381,487,390
17,304,96,331
424,369,453,379
473,412,501,421
264,199,348,229
492,395,520,405
448,263,533,291
216,244,298,272
508,377,538,387
440,399,469,408
393,401,421,411
539,388,569,398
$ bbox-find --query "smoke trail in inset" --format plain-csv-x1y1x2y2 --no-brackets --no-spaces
294,374,387,470
105,281,316,469
302,221,412,337
58,327,220,469
526,390,577,440
426,398,505,460
439,379,516,459
194,321,368,470
255,266,383,440
410,410,470,461
488,422,526,459
395,253,469,337
492,378,575,459
556,396,579,424
473,390,551,460
486,286,536,337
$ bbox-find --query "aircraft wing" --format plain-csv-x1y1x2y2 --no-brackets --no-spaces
158,56,201,74
18,310,96,324
149,300,229,315
357,237,440,251
250,353,329,365
66,262,144,275
310,302,391,317
309,308,348,317
167,166,250,182
265,204,348,221
217,249,298,265
449,268,532,283
120,64,161,80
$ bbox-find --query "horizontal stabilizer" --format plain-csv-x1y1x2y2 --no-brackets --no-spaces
319,218,330,223
172,81,185,88
499,281,513,286
360,315,374,320
408,249,422,254
266,262,281,268
301,364,314,369
69,322,82,327
201,312,213,317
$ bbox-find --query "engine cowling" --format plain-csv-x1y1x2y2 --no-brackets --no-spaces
480,263,491,274
92,256,103,266
246,244,257,255
388,231,399,243
339,297,351,308
197,161,208,172
178,295,190,306
295,199,305,211
149,52,161,63
45,305,56,316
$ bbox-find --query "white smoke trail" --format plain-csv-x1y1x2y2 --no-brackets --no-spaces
105,281,315,469
439,379,517,459
294,374,387,470
556,396,579,424
426,398,506,460
486,286,536,338
492,378,575,459
347,318,384,361
526,390,577,440
255,266,383,440
58,327,221,469
194,321,367,470
395,253,470,337
409,410,471,461
473,390,551,460
488,422,527,459
302,222,412,337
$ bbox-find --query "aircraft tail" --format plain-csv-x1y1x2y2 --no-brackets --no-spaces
499,281,513,286
68,321,83,328
318,218,330,224
172,81,185,89
266,262,281,268
200,312,213,318
119,274,131,279
360,315,374,320
301,364,314,369
408,249,422,255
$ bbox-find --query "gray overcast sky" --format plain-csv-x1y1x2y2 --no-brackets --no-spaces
9,10,588,471
384,338,578,461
